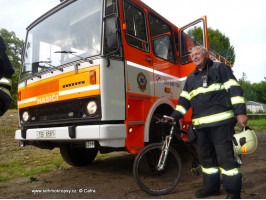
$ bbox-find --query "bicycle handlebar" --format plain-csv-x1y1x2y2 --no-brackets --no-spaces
153,115,187,134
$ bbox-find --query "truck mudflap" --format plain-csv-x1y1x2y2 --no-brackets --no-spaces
15,124,126,148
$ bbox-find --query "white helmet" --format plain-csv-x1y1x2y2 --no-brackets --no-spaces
232,127,258,155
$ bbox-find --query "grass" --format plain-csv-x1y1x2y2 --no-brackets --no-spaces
235,118,266,132
0,149,68,181
0,110,265,182
0,110,70,182
246,118,266,131
0,110,127,182
248,119,266,126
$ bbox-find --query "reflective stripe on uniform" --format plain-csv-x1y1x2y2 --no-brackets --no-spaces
0,87,11,97
180,91,190,101
201,166,219,174
231,96,245,105
175,105,187,115
192,110,235,126
224,79,240,90
0,77,12,86
189,83,225,100
220,167,241,176
0,77,12,97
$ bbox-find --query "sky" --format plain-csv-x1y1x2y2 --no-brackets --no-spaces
0,0,265,83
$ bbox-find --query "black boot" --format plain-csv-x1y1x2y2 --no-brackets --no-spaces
226,193,241,199
195,189,220,198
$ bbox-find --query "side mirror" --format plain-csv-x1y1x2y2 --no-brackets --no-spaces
20,42,25,55
105,16,118,49
20,42,25,63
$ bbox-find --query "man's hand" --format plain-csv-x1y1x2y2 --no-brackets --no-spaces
237,114,248,127
171,110,180,122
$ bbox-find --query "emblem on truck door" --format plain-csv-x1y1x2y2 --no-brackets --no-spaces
137,72,147,92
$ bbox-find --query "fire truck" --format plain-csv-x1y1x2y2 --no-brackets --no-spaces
15,0,229,166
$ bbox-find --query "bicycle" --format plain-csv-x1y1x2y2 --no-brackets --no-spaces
133,115,200,196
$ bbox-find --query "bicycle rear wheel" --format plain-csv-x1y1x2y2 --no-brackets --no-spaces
133,143,182,196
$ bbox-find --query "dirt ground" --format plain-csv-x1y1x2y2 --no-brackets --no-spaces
1,131,265,199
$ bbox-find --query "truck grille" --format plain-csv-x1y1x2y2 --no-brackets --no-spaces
19,96,101,126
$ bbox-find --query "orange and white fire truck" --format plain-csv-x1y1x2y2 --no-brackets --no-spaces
15,0,229,166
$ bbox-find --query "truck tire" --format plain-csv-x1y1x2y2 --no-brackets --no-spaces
60,144,98,167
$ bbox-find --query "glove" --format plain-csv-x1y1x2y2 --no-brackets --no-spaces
187,125,197,143
171,110,181,122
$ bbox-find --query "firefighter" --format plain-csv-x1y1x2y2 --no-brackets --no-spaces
0,34,14,116
171,46,248,199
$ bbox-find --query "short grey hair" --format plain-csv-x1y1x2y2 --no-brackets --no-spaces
191,46,208,54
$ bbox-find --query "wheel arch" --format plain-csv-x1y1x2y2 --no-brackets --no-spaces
144,98,176,143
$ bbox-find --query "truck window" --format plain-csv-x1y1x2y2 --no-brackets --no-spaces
104,0,122,56
148,14,175,63
180,20,205,65
106,0,116,16
123,0,149,52
22,0,103,79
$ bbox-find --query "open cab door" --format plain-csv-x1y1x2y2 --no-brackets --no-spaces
177,16,209,128
178,16,209,78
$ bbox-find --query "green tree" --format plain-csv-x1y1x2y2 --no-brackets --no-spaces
208,27,235,65
239,72,266,104
0,29,24,109
188,27,236,65
252,81,266,104
239,73,255,101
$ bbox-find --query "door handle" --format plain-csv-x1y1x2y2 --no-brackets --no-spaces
145,57,153,62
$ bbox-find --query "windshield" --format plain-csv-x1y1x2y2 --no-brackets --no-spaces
22,0,103,79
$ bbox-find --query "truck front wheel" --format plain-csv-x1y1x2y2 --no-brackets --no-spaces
60,144,98,167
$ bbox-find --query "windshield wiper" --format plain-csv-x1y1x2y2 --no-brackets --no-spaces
55,51,93,64
39,60,59,70
21,70,42,79
21,60,61,80
38,60,64,72
39,60,53,64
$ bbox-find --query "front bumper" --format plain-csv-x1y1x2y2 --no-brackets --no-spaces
15,124,126,148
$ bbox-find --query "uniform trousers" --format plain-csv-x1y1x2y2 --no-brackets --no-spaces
196,124,242,194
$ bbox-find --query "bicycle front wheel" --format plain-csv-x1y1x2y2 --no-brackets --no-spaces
133,143,182,196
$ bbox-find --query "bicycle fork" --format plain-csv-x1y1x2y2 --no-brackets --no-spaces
156,126,174,171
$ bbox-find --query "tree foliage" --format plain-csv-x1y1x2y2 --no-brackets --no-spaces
188,27,236,65
239,73,266,104
0,28,24,109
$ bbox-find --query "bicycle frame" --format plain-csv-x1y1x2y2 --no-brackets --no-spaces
156,124,175,171
155,115,200,173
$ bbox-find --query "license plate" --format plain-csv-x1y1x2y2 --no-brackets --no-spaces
36,130,56,138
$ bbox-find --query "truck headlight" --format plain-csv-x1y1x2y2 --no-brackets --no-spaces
87,101,97,115
22,111,30,122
